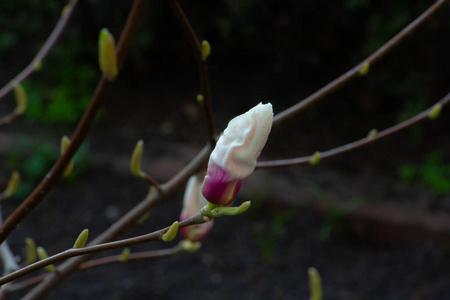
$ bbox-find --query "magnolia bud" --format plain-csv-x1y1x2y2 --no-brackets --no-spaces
180,174,213,242
202,103,273,205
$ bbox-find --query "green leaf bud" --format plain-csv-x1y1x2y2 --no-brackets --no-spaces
119,248,130,263
37,247,55,272
60,136,74,177
98,28,118,80
310,151,321,165
359,62,370,76
25,238,36,265
73,229,89,248
196,94,204,104
130,140,144,177
210,201,251,217
162,221,179,242
367,129,378,139
179,240,201,253
308,267,322,300
12,81,27,115
2,170,20,198
201,40,211,61
428,103,442,120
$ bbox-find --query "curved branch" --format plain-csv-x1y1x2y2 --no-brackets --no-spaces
4,246,183,294
22,143,210,299
0,0,149,245
0,0,80,101
167,0,217,145
273,0,450,126
258,92,450,168
0,212,205,286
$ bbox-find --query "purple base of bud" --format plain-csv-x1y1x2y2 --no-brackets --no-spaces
201,163,242,206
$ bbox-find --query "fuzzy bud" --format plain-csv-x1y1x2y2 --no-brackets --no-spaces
202,103,273,205
180,174,213,242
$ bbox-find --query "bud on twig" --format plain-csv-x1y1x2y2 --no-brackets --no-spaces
60,136,74,177
130,140,144,177
310,151,321,165
359,62,370,76
308,267,322,300
367,129,378,139
98,28,118,81
2,171,20,198
37,247,56,272
202,103,273,205
73,229,89,248
201,40,211,61
12,81,27,115
120,248,130,263
428,103,442,120
162,221,179,242
25,238,36,265
180,174,213,242
179,240,201,253
196,94,204,104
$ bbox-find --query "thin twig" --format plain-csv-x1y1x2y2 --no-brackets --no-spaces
273,0,450,126
23,144,210,299
143,174,162,192
167,0,217,145
5,246,183,293
0,0,80,101
0,212,204,286
0,112,20,127
258,92,450,168
0,0,149,246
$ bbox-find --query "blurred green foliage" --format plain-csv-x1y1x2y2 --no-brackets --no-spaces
5,136,92,201
398,151,450,195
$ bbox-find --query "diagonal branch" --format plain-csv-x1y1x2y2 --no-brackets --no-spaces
0,212,205,286
258,92,450,168
0,0,148,245
167,0,217,145
273,0,450,126
0,0,80,101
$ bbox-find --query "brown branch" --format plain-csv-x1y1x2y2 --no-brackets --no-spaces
0,212,205,286
167,0,217,145
22,143,210,299
0,0,149,246
0,112,20,127
257,92,450,169
0,0,80,101
272,0,450,126
0,76,113,245
5,246,183,294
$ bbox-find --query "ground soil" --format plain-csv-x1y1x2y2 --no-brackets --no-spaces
1,69,450,300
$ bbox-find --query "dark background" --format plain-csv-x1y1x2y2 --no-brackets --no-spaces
1,0,450,299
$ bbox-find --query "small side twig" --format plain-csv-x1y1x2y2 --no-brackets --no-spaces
0,0,148,246
0,0,80,101
257,92,450,168
273,0,449,126
0,111,20,127
0,212,205,286
4,246,184,293
167,0,217,145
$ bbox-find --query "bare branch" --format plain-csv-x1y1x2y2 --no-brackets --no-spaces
0,212,205,286
0,0,80,101
0,0,149,245
167,0,217,145
257,92,450,168
273,0,450,126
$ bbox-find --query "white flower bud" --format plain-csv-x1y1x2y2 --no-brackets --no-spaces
180,174,213,241
202,103,273,205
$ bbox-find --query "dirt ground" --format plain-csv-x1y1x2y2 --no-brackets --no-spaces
1,67,450,300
